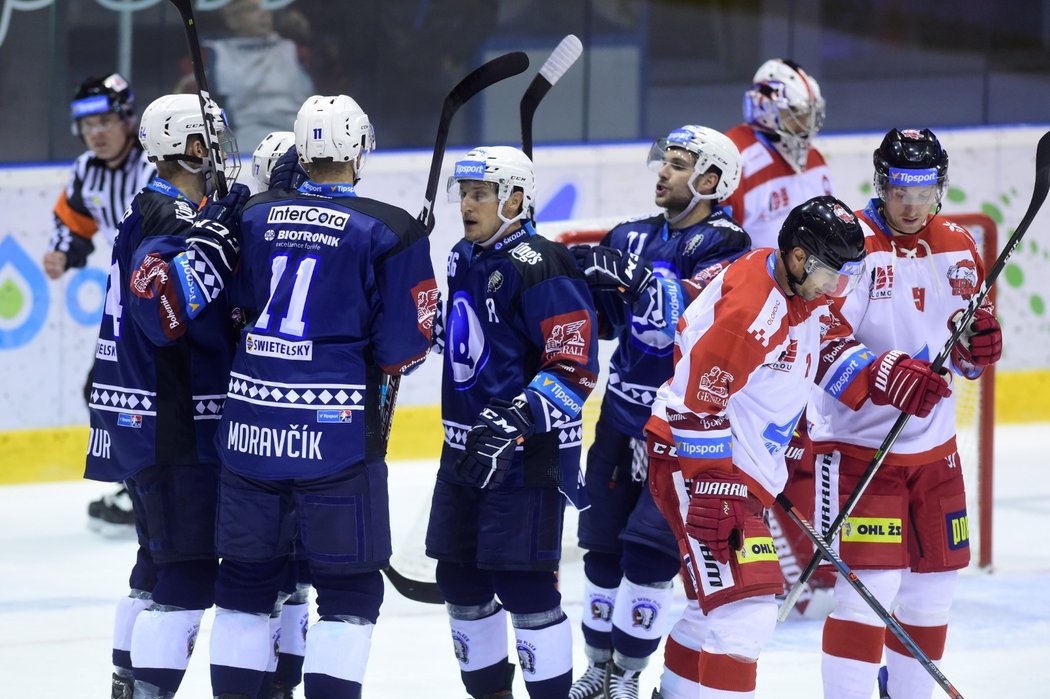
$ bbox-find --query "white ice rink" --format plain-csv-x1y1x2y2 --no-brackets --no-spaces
3,423,1048,698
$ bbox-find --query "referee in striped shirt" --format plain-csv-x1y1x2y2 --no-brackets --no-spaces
45,73,155,534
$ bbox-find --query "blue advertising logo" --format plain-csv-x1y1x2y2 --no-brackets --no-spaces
66,267,107,327
0,236,49,349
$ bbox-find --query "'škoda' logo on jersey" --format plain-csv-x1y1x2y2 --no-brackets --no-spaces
696,366,733,408
870,264,894,300
947,259,978,298
267,205,349,231
746,289,785,347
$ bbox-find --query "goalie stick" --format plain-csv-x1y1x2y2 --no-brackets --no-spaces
776,494,965,699
520,34,583,161
167,0,229,198
778,129,1050,621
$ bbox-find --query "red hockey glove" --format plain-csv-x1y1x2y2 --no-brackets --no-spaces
950,307,1002,367
868,350,952,418
686,470,749,564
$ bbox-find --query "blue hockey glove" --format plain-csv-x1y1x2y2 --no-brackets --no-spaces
188,182,250,274
456,395,535,489
269,145,309,191
572,244,655,304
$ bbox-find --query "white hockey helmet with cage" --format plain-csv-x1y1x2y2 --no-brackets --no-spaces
294,95,375,180
447,145,536,226
744,59,825,171
251,130,296,188
138,93,239,182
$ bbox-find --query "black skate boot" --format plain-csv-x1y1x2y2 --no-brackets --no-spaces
604,661,640,699
88,486,135,537
569,660,608,699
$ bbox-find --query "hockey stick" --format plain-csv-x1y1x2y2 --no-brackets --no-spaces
167,0,229,198
520,34,583,160
779,129,1050,621
376,53,530,604
776,494,965,699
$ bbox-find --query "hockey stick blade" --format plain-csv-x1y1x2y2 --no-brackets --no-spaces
418,51,530,233
382,565,444,605
779,129,1050,621
776,495,965,699
167,0,229,198
520,34,583,159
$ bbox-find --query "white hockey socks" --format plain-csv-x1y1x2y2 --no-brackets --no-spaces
303,617,373,685
130,606,204,672
513,610,573,686
447,603,509,672
581,579,617,661
210,607,274,673
611,577,675,664
113,591,152,669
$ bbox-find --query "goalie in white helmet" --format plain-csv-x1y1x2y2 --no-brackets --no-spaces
208,94,437,699
567,125,750,699
723,59,834,249
428,145,599,699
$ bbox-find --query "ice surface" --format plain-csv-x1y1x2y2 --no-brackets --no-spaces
2,424,1047,697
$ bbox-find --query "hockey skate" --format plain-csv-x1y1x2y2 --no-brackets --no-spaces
568,660,608,699
604,662,640,699
877,665,891,698
88,486,136,537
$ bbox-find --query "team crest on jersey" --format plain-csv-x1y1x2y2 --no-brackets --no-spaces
870,264,894,299
947,260,978,298
130,253,169,299
769,339,798,372
487,270,504,293
683,233,705,257
447,291,489,389
541,312,590,362
696,366,733,408
412,280,440,332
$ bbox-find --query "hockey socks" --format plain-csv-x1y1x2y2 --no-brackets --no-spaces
302,617,373,699
512,610,573,699
821,616,884,699
580,578,617,660
273,596,309,692
884,620,948,699
611,577,674,663
448,602,513,698
129,606,204,696
209,607,273,697
112,590,152,672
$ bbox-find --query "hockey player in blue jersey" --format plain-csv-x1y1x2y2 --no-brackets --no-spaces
426,146,599,699
84,93,247,699
568,125,751,699
208,95,438,699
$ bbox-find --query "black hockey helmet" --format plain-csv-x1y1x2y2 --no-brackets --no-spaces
873,128,948,197
779,195,866,297
70,73,135,136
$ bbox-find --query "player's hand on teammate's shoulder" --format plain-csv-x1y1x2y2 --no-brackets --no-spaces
189,183,251,271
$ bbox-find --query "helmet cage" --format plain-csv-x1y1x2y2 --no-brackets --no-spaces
744,59,825,169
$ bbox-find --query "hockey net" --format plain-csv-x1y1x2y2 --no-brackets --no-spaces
553,213,997,570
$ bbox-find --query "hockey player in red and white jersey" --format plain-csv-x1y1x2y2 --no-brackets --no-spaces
643,196,951,699
723,58,838,613
723,58,833,250
812,128,1002,699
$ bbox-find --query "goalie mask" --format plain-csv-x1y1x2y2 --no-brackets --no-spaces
744,59,826,172
70,73,135,137
294,95,375,183
646,125,741,224
138,94,239,186
447,146,536,246
779,195,865,299
251,130,295,188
